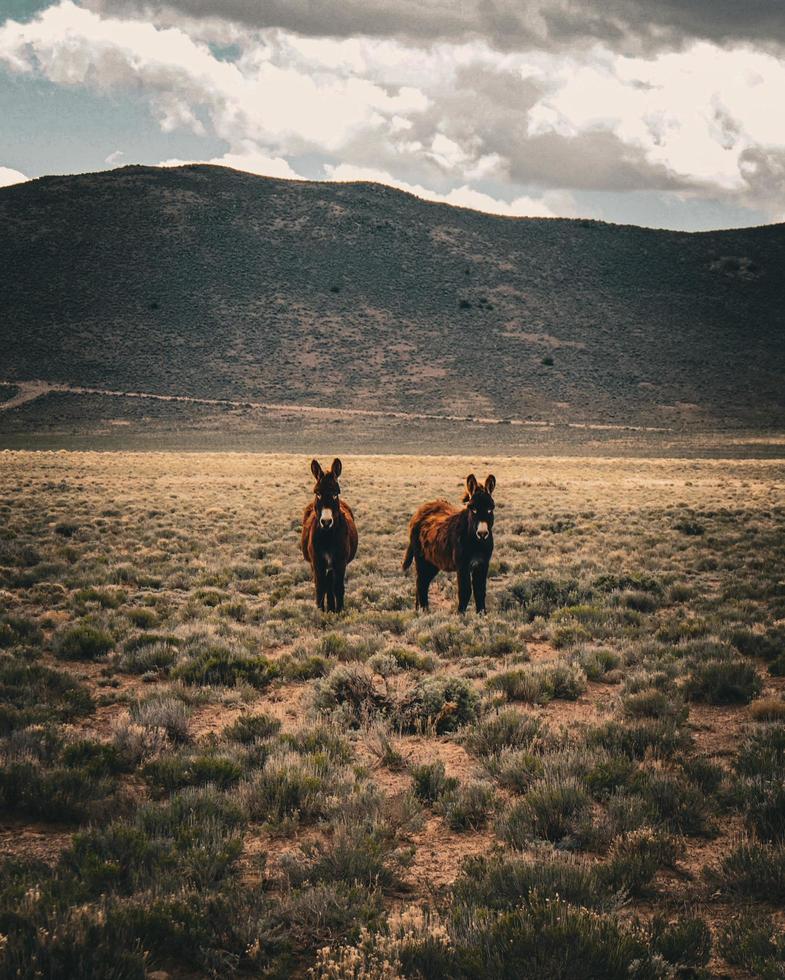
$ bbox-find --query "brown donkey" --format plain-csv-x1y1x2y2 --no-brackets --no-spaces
403,473,496,613
302,458,358,612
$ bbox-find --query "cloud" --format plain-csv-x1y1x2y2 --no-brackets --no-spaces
86,0,785,54
105,148,125,164
159,144,302,179
2,1,785,223
325,162,575,216
0,166,29,187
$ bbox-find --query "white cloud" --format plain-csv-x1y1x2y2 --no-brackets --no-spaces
527,43,785,194
0,166,29,188
325,163,575,217
159,145,302,179
105,148,124,164
1,1,785,220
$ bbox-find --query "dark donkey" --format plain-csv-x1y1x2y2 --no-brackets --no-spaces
302,458,358,612
403,473,496,613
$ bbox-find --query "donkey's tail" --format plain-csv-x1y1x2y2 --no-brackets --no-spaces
402,533,415,572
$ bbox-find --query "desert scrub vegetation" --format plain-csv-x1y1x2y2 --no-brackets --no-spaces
0,451,783,976
487,661,587,703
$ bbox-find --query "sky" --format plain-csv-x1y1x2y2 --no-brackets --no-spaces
0,0,783,229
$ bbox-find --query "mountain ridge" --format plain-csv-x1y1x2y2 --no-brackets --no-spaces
1,163,783,436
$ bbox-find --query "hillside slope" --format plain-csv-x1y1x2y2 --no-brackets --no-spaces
1,164,784,429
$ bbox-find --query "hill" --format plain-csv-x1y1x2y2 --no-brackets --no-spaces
0,164,784,443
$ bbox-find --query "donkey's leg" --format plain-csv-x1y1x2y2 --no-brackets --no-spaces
472,562,488,613
333,565,347,613
325,569,337,613
457,566,472,613
314,566,327,611
415,555,438,610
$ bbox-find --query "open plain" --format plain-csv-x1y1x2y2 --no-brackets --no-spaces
1,449,785,977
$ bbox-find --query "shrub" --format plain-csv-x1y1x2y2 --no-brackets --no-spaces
0,658,93,733
117,639,177,675
731,626,785,663
223,711,281,744
487,664,586,703
649,914,712,968
447,895,663,980
735,724,785,778
499,577,588,619
487,667,551,703
317,632,382,662
280,724,353,763
238,750,348,824
483,747,545,794
280,653,330,680
683,658,762,704
583,752,637,800
631,769,715,836
54,623,114,661
312,664,391,728
575,648,621,682
0,759,119,823
397,676,480,734
497,777,592,847
283,814,412,891
719,912,785,977
0,613,43,649
64,787,245,894
411,761,458,803
618,590,659,613
600,828,682,896
550,663,588,699
681,755,725,795
621,687,687,722
452,853,607,912
130,696,190,743
770,654,785,677
387,646,436,672
0,901,147,979
144,751,244,793
715,838,785,901
751,699,785,722
125,606,159,628
437,781,495,831
173,643,279,689
463,710,547,757
588,719,690,759
592,573,662,595
740,778,785,842
74,587,126,609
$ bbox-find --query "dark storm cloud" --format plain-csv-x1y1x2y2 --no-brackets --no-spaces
507,131,694,191
87,0,785,52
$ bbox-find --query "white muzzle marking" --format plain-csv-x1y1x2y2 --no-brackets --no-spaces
476,521,489,539
319,510,334,528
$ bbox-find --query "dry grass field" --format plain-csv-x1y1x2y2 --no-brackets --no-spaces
2,450,785,978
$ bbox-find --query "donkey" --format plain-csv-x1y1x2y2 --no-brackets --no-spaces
403,473,496,613
301,458,358,613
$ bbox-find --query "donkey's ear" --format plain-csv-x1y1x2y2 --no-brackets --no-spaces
330,458,342,478
465,474,478,496
484,474,496,495
310,459,323,480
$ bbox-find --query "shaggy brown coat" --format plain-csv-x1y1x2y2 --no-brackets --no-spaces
403,473,496,613
302,457,358,613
